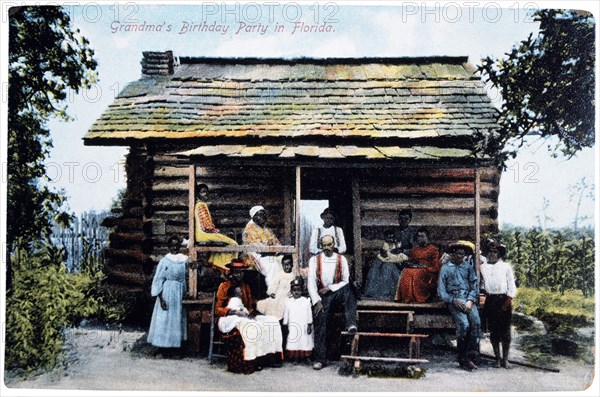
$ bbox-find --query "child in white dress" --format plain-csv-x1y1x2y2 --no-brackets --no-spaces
283,278,314,363
256,255,295,320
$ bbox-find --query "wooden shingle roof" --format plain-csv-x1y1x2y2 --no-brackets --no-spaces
84,54,498,159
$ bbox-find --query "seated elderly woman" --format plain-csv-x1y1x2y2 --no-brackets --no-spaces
215,259,283,374
363,229,408,300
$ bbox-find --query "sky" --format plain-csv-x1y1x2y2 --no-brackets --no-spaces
5,0,598,228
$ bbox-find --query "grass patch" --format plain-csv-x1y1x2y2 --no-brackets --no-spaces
513,287,594,334
512,287,595,366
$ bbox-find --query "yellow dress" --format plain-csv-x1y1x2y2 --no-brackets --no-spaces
194,201,238,271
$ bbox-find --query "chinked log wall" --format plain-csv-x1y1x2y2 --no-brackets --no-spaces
358,166,500,251
102,145,499,311
102,146,291,322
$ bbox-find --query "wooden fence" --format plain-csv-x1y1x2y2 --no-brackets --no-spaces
51,212,110,272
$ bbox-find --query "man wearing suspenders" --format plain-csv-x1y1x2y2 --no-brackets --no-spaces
307,235,358,370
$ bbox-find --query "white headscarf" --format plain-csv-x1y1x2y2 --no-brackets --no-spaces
249,205,265,218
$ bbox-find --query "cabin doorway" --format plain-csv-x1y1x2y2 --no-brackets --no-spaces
299,168,355,266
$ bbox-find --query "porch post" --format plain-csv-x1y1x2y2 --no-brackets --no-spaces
283,171,293,245
188,164,197,298
474,166,481,276
294,166,302,270
351,175,363,284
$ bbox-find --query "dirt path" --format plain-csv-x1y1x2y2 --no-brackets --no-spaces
3,324,596,393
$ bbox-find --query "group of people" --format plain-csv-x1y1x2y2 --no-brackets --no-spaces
363,210,441,303
362,209,518,371
147,185,357,373
147,185,517,373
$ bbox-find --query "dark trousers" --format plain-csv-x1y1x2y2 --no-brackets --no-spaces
313,284,357,362
484,294,512,344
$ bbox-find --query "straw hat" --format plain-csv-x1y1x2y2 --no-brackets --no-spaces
447,240,474,255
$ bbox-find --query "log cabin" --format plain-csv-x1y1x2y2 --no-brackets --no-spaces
84,51,501,355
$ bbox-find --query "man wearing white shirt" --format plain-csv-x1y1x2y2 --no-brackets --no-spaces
309,208,347,254
308,235,357,370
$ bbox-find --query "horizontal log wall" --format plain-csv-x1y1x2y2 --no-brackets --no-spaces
358,166,500,251
100,145,155,324
148,155,292,259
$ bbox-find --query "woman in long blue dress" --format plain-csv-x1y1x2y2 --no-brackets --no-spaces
147,235,188,349
363,230,408,300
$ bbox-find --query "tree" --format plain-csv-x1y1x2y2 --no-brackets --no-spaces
7,6,97,289
568,176,594,229
476,9,595,163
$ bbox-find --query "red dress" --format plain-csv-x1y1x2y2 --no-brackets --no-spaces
215,281,256,374
396,244,441,303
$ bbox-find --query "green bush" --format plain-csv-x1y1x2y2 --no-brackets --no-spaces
514,287,594,334
5,243,124,371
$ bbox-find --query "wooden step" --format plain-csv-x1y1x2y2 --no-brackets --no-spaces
342,332,428,338
341,355,429,364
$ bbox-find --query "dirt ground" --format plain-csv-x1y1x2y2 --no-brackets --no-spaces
3,323,597,394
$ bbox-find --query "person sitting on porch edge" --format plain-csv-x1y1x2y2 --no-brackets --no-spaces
396,227,441,303
438,241,481,371
307,235,358,370
194,183,238,272
363,229,408,300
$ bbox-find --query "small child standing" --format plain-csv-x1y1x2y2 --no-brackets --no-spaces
282,278,314,364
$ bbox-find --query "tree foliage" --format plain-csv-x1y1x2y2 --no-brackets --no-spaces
477,9,595,163
7,6,97,255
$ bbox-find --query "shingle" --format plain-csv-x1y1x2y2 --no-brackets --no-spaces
86,57,499,152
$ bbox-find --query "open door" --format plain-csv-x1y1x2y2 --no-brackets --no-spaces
299,168,355,260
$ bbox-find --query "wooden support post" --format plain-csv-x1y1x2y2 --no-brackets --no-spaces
188,164,197,299
474,167,481,276
295,167,302,256
351,175,363,284
283,171,293,246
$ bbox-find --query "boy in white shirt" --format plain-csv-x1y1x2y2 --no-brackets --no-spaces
481,241,517,369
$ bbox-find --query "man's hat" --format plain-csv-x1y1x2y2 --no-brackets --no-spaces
225,259,250,270
447,240,474,255
320,207,335,218
486,241,507,258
